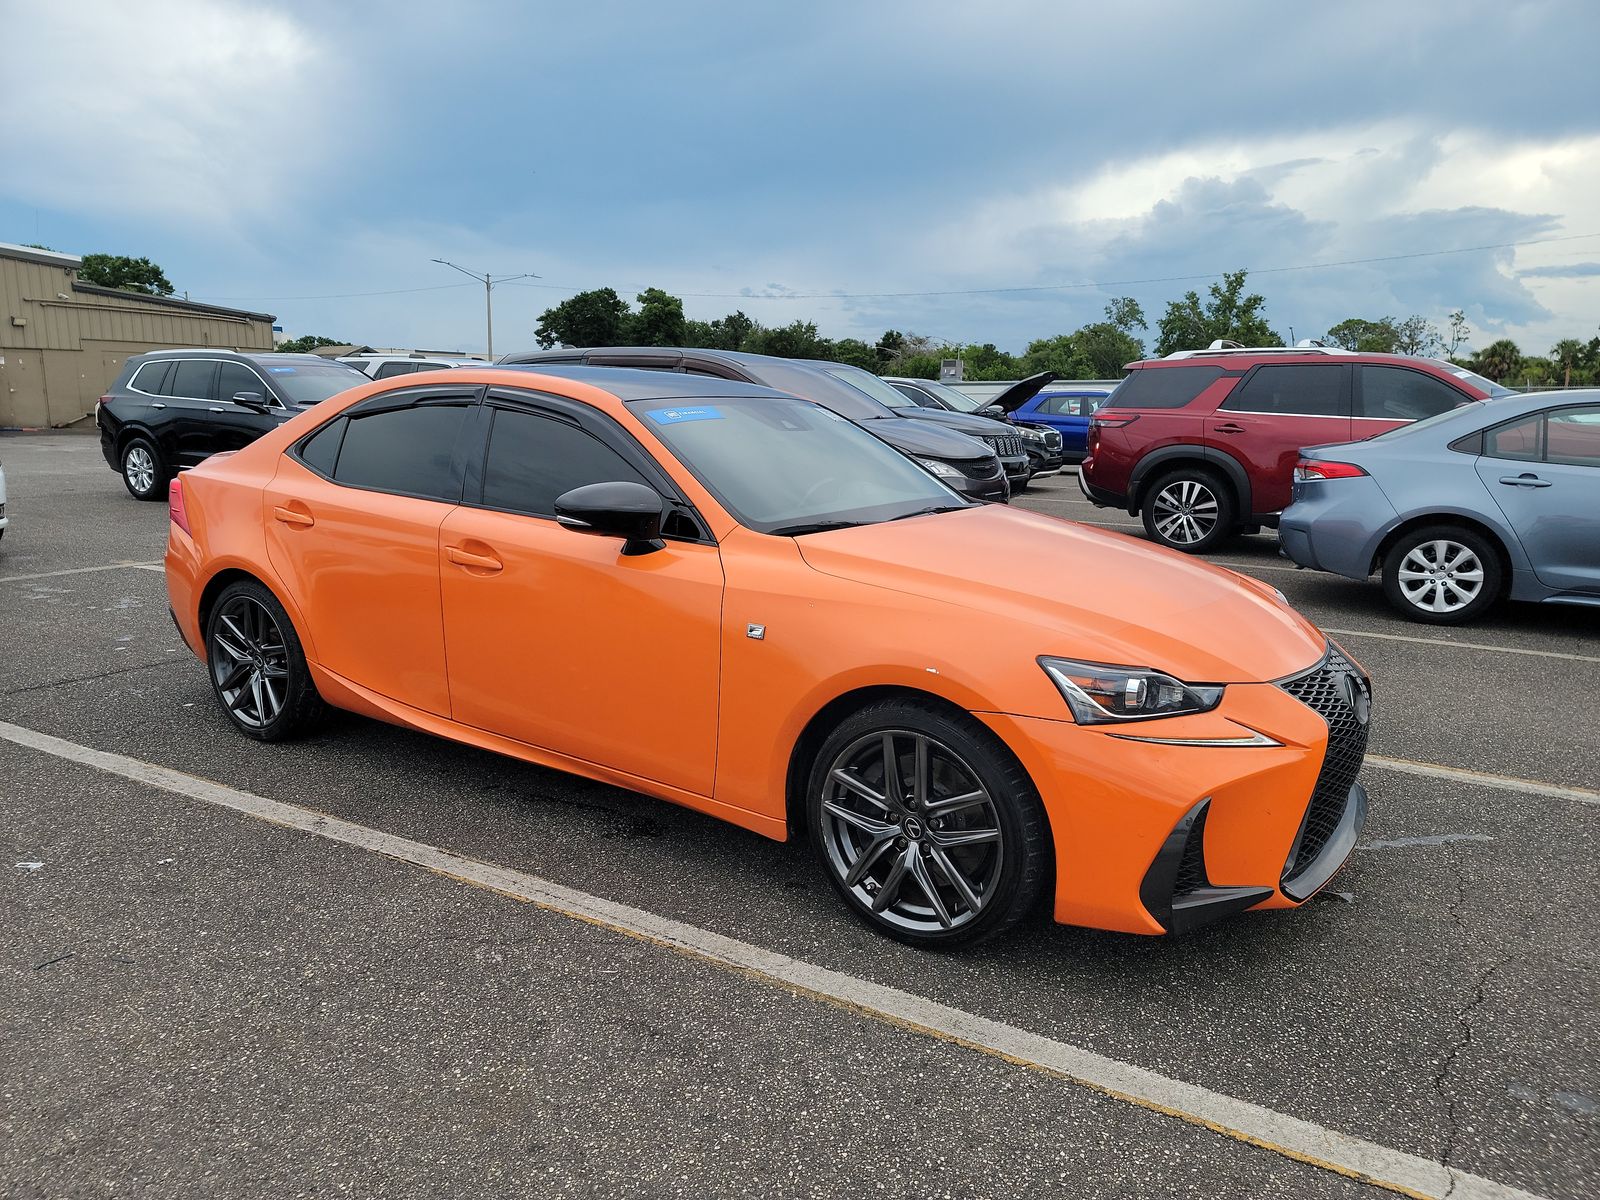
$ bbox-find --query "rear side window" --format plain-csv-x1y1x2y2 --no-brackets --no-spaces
481,407,649,517
129,360,171,394
1358,366,1466,421
296,418,346,477
1105,366,1224,410
1222,364,1346,417
169,359,216,400
1484,415,1542,462
332,404,469,501
374,361,419,379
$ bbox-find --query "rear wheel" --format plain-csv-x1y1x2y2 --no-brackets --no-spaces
1382,525,1503,624
206,579,327,741
120,437,169,501
1140,467,1236,553
806,699,1049,948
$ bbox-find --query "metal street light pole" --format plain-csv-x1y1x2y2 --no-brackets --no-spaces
431,259,539,360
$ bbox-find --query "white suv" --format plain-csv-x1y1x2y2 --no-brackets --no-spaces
340,355,486,380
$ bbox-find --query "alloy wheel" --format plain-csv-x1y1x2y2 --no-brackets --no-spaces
210,595,290,728
125,446,156,495
818,729,1004,934
1397,539,1485,614
1152,479,1219,545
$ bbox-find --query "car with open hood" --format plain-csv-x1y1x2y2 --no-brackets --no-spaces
165,365,1372,947
886,373,1066,480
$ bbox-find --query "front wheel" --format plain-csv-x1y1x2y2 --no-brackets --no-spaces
1382,525,1503,624
806,699,1050,948
1140,468,1236,553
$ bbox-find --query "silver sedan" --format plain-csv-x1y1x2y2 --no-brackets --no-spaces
1278,390,1600,624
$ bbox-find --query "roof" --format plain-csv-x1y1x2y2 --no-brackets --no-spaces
0,241,82,269
68,282,275,323
492,363,793,402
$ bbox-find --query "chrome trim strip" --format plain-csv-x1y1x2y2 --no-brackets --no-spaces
1106,730,1282,747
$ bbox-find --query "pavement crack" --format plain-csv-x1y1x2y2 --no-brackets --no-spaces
0,657,188,699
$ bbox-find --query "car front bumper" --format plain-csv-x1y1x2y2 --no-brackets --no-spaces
978,668,1369,935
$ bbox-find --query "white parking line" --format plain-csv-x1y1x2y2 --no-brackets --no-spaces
1366,755,1599,805
0,561,163,584
1324,627,1600,666
0,718,1549,1200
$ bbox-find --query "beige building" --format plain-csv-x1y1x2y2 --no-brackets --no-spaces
0,243,275,428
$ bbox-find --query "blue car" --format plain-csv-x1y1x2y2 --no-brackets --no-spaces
1279,390,1600,624
1006,388,1113,459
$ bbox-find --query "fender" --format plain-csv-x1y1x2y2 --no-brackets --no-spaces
1129,443,1254,517
1365,506,1530,577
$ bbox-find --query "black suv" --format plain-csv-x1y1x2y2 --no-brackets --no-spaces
98,350,366,499
497,347,1011,502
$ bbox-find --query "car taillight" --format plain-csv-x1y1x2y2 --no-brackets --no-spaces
168,477,191,534
1294,458,1368,482
1090,414,1140,430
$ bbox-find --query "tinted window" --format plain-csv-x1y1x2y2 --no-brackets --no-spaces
256,361,368,405
1546,406,1600,468
374,361,418,379
1484,414,1542,462
482,407,649,517
332,404,468,500
217,361,263,403
1105,366,1224,410
1222,364,1345,416
297,418,346,477
1358,366,1466,421
169,359,216,399
130,360,171,394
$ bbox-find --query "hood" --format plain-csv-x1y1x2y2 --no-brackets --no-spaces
865,416,995,461
897,407,1020,437
795,506,1325,684
991,371,1057,413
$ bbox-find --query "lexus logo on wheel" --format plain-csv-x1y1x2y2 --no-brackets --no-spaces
1341,672,1371,725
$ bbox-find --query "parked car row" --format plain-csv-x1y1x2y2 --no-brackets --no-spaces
1078,341,1599,623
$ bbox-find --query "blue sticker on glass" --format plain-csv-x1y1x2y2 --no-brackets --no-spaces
648,406,723,424
268,366,298,373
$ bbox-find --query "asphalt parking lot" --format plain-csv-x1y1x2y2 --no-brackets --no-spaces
2,433,1595,1200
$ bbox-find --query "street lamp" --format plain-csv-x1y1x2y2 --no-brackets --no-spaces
431,259,539,360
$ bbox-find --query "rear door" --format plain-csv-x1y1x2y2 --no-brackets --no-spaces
1477,403,1600,593
263,386,480,715
1208,363,1350,513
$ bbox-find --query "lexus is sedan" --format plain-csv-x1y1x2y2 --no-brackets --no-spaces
166,366,1372,947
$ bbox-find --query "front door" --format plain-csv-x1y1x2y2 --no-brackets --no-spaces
263,391,478,715
209,360,285,453
439,394,723,796
1477,403,1600,593
1207,363,1351,513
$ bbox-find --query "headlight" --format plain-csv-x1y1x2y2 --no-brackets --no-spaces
1018,427,1045,442
1038,657,1224,724
914,456,964,480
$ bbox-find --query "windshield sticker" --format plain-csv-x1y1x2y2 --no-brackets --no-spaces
267,366,298,373
649,406,723,424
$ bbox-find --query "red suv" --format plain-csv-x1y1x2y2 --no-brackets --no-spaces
1078,343,1507,552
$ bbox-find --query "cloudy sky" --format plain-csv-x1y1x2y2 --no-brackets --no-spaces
2,0,1596,357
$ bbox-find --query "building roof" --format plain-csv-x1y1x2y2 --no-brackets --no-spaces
0,241,82,269
1,241,274,323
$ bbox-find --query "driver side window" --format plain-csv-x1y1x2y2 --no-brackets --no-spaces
481,407,650,518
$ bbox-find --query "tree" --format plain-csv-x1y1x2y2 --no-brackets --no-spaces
1104,296,1147,335
1444,310,1470,357
624,287,686,347
1154,270,1281,355
276,334,344,354
1551,338,1586,387
744,319,834,360
1393,315,1442,357
683,309,756,351
535,287,629,348
1325,317,1401,353
832,338,881,371
1470,338,1522,382
78,253,174,296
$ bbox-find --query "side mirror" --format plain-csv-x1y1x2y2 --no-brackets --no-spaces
980,405,1005,418
232,391,270,413
554,481,666,556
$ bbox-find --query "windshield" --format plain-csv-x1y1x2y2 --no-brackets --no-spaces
1434,360,1516,399
821,364,923,409
910,378,986,412
629,395,966,534
257,361,368,405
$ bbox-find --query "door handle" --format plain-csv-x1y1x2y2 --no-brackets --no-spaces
446,545,504,573
1498,474,1552,488
1213,423,1246,434
151,402,166,409
273,504,315,528
209,406,225,413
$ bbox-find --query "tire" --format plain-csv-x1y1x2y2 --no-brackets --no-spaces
205,579,327,741
1381,525,1503,625
805,698,1050,948
120,436,169,501
1140,467,1237,553
1014,473,1033,493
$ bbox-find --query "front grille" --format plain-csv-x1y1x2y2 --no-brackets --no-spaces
962,458,1002,480
1043,430,1063,450
982,433,1024,458
1278,645,1370,881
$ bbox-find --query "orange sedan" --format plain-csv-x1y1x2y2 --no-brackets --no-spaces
165,366,1371,947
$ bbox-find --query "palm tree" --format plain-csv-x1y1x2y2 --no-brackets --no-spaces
1551,338,1584,387
1471,339,1523,383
